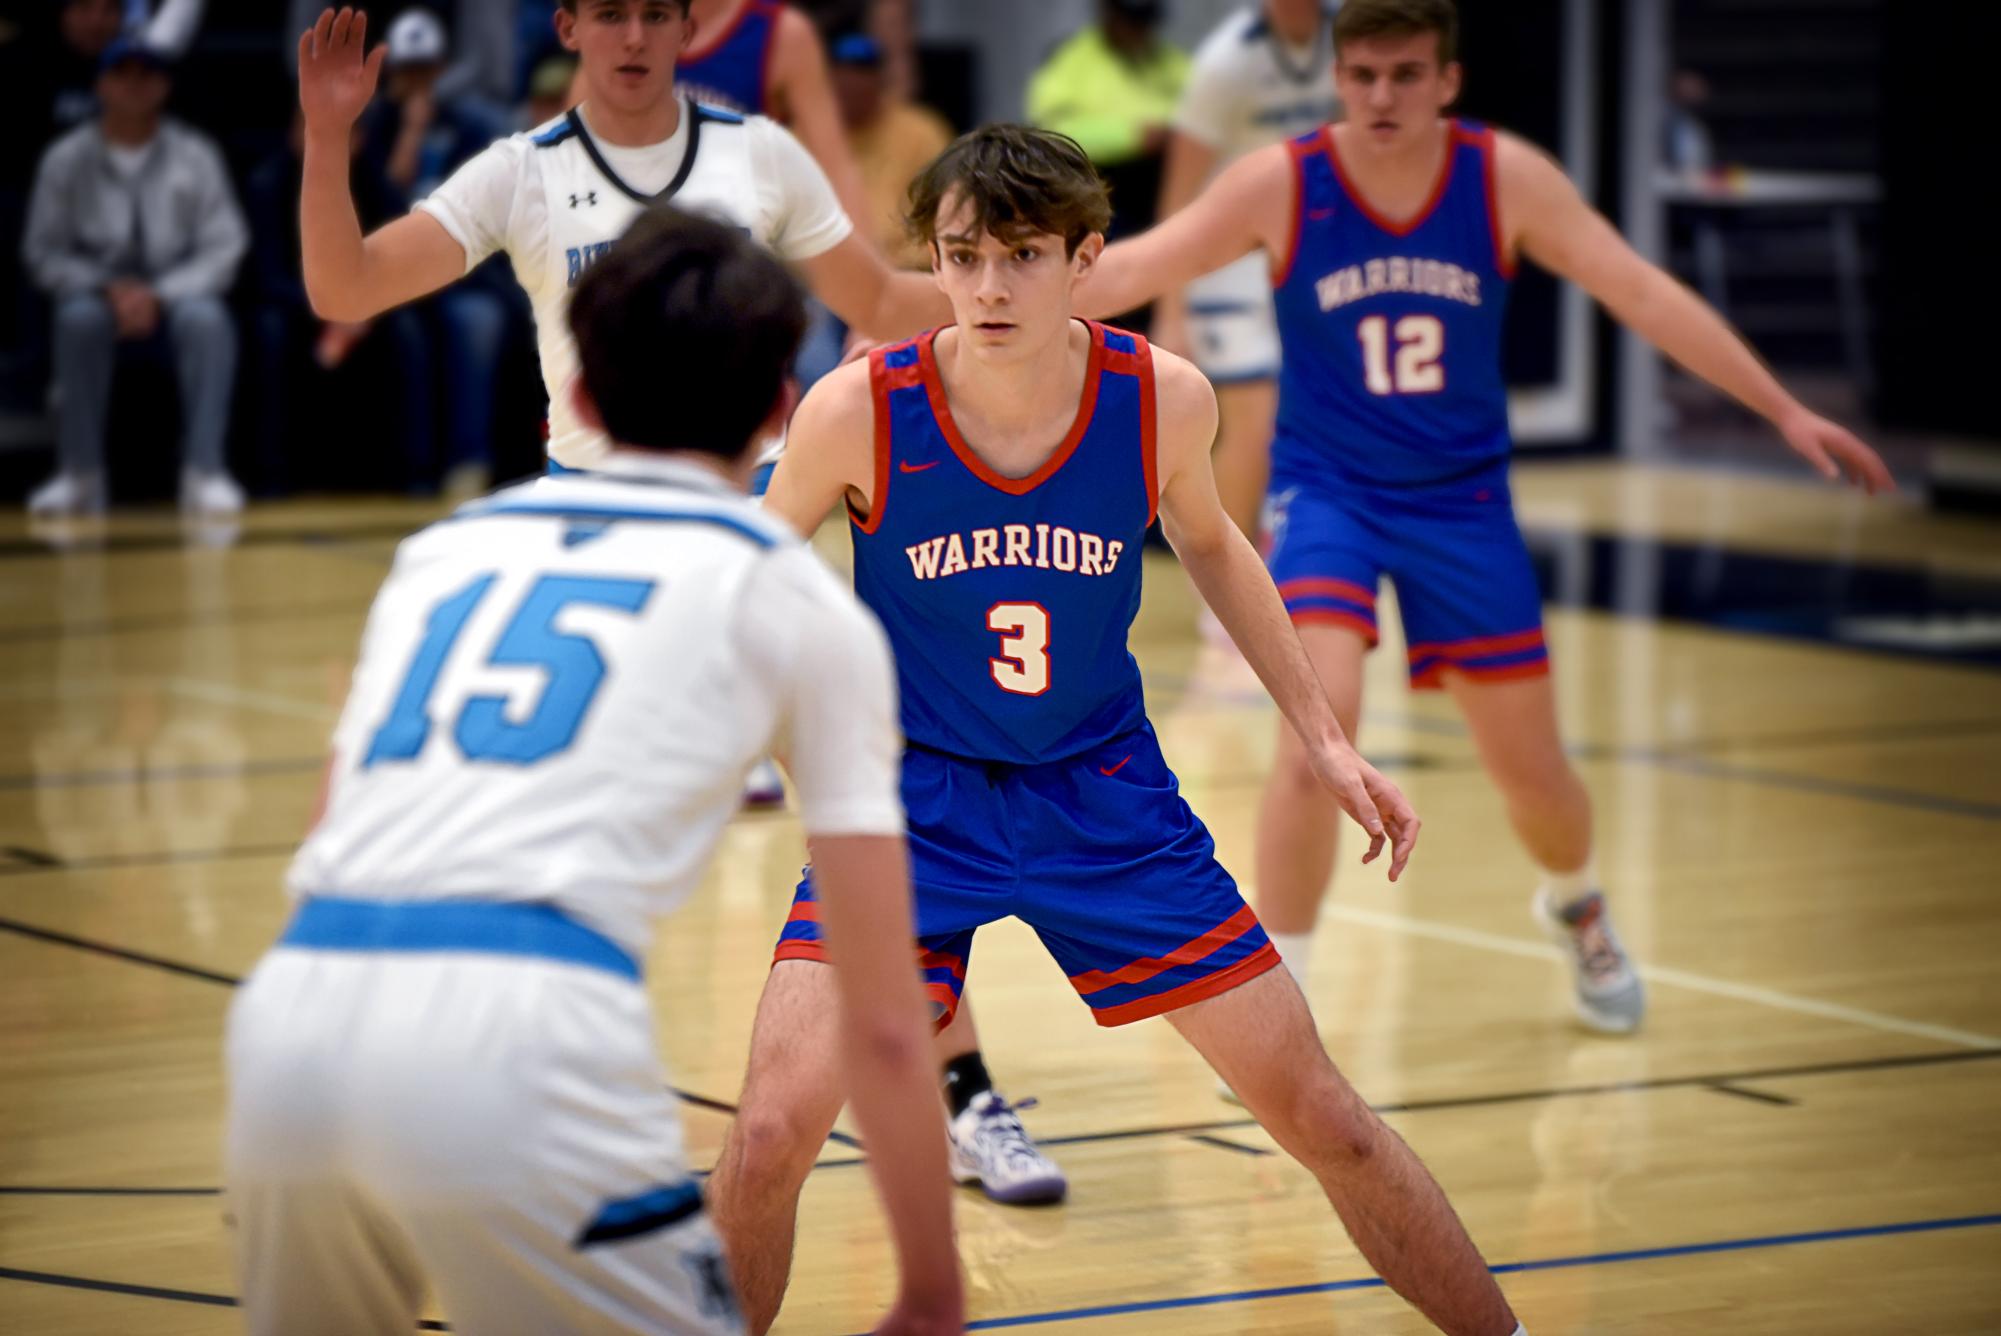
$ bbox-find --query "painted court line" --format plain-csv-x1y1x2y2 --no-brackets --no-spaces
1326,904,2001,1051
935,1211,2001,1332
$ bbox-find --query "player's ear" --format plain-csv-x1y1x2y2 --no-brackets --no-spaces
554,6,579,54
570,375,606,434
1439,60,1463,109
1071,232,1104,279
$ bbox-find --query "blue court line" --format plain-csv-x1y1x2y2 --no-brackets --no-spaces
921,1212,2001,1332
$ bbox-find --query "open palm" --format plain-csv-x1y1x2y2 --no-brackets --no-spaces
298,8,386,131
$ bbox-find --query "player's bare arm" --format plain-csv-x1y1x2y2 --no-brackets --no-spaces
1146,128,1222,352
298,8,468,322
760,357,880,537
1078,145,1293,321
1497,131,1892,493
1151,349,1419,879
768,6,875,231
798,237,954,347
804,833,965,1333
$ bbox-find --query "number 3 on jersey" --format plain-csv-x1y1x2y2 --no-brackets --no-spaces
364,572,656,768
988,602,1050,696
1358,314,1445,395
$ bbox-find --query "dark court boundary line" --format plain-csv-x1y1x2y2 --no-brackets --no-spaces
0,1186,219,1197
0,844,298,879
917,1211,2001,1332
0,1266,448,1329
0,916,242,987
7,1214,1994,1332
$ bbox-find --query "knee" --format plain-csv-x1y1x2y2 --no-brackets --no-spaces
54,295,113,341
1277,1072,1382,1171
721,1102,824,1187
1270,738,1332,801
167,297,235,345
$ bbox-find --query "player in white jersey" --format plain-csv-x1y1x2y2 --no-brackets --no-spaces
296,4,948,473
224,210,964,1336
1154,0,1341,540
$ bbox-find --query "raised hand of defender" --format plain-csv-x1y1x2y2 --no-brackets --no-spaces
1777,406,1894,495
299,8,386,133
1308,743,1420,883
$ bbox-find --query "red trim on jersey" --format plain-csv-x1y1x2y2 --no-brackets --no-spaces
783,899,818,924
1411,658,1550,690
1405,627,1545,662
1088,941,1281,1027
772,938,828,966
848,346,901,534
1457,121,1518,279
1291,609,1381,645
1325,121,1458,237
920,949,967,982
1278,576,1378,609
1134,335,1161,523
1068,904,1262,996
916,320,1106,496
1273,133,1316,289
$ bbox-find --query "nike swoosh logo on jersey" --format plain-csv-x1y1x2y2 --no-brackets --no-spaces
1099,755,1132,777
898,460,941,474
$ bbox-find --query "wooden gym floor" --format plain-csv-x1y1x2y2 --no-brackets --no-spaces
1,459,1997,1333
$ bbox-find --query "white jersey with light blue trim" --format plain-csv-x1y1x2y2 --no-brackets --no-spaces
419,99,853,472
287,458,903,961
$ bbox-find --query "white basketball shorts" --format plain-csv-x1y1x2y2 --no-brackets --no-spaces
1185,250,1282,383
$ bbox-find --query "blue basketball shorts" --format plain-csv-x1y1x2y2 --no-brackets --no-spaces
773,722,1278,1028
1262,460,1549,689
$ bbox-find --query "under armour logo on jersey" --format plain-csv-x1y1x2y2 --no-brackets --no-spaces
570,191,599,208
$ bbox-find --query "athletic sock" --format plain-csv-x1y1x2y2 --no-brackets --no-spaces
1269,930,1315,982
1540,861,1598,912
943,1050,993,1119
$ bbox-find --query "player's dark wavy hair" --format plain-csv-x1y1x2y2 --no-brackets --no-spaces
904,124,1113,258
1333,0,1460,64
559,0,692,13
569,208,805,460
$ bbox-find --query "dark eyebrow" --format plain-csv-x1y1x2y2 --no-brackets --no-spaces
938,231,980,246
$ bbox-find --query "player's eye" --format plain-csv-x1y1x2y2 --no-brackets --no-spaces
948,251,974,266
1014,247,1040,263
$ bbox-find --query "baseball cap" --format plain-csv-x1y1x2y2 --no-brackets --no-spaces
1106,0,1165,22
829,32,883,68
98,32,170,74
385,8,448,68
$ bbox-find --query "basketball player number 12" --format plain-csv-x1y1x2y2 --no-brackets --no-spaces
1358,314,1444,395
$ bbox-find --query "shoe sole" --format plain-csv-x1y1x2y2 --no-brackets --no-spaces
950,1153,1068,1205
1532,895,1646,1035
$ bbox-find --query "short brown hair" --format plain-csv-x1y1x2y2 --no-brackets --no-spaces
560,1,692,13
904,124,1112,258
1333,0,1459,66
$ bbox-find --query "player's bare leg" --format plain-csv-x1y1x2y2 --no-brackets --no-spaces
1253,621,1368,977
1171,967,1519,1336
1446,672,1643,1032
708,961,848,1335
1211,379,1276,543
936,998,1068,1204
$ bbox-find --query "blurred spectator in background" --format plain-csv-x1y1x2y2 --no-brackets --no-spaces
244,111,434,497
830,31,950,270
287,0,516,119
21,35,247,517
519,52,579,128
1029,0,1187,330
795,0,915,100
1663,68,1715,174
363,7,516,496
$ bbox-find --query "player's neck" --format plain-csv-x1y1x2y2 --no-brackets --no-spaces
1331,118,1452,216
935,319,1092,457
578,89,683,148
686,0,746,55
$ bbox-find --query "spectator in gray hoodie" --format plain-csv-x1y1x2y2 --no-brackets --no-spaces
21,34,248,517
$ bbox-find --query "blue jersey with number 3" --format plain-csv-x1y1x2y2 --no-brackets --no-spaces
850,323,1158,765
1272,119,1515,488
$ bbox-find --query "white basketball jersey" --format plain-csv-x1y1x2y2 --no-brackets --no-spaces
1174,5,1343,167
288,457,902,960
420,100,853,472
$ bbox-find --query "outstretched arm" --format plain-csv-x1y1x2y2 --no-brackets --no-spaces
761,358,882,538
298,8,467,321
1152,351,1419,880
1500,132,1892,493
798,235,953,342
768,7,875,234
1077,144,1291,322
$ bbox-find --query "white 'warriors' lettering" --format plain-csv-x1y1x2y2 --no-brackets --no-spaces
903,526,1124,581
1316,257,1483,312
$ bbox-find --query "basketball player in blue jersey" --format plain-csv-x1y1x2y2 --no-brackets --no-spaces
1080,0,1892,1038
709,125,1526,1336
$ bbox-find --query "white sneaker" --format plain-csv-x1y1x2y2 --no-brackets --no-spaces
741,757,786,809
28,472,105,518
947,1091,1067,1205
180,468,244,517
1533,888,1645,1033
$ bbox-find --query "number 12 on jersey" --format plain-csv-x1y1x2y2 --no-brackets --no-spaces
988,602,1050,696
1358,314,1444,395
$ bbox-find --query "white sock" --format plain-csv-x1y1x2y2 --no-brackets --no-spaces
1540,862,1597,906
1511,1326,1528,1336
1269,930,1315,981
